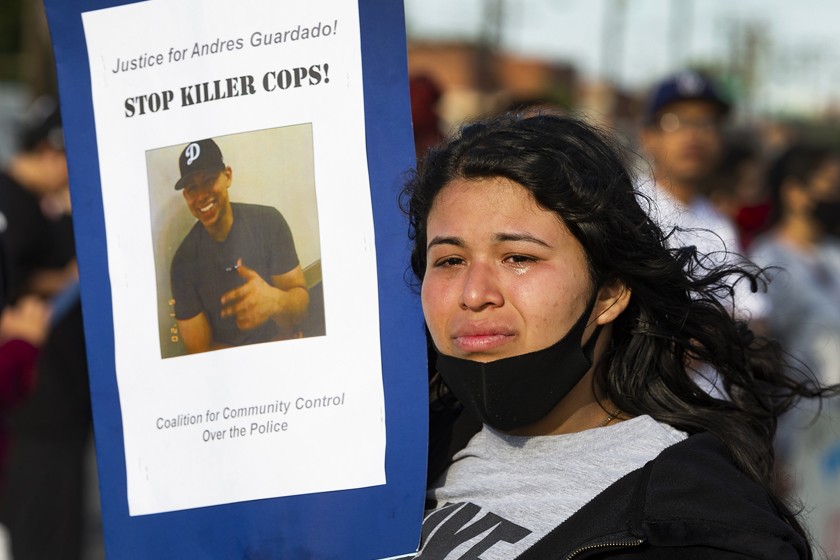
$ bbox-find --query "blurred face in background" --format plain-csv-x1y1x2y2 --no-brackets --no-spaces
805,157,840,201
27,142,69,196
641,100,724,187
781,155,840,238
802,156,840,234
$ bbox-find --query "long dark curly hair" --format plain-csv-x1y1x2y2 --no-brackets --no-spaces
402,113,832,540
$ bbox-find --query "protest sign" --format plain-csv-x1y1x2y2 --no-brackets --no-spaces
44,0,426,557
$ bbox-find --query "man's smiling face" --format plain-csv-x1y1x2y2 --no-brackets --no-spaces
182,167,233,234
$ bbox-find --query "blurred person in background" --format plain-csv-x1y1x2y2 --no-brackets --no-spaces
750,144,840,389
749,143,840,558
0,97,95,560
0,96,76,300
637,70,740,262
637,70,764,399
703,137,771,251
0,296,50,490
410,74,445,159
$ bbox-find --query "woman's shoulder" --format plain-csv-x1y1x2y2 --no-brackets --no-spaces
619,432,807,557
643,432,772,513
524,432,809,560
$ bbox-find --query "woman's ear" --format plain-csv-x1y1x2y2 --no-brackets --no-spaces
593,279,631,326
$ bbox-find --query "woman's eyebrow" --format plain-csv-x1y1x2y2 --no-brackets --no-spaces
427,236,464,250
495,232,552,248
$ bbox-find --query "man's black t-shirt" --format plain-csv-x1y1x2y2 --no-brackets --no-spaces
170,202,300,347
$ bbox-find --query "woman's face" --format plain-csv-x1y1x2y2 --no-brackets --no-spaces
787,157,840,229
421,177,597,363
806,157,840,201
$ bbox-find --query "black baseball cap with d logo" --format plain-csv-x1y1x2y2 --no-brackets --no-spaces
174,138,225,190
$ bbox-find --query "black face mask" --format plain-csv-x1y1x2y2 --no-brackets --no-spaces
434,295,602,432
812,200,840,236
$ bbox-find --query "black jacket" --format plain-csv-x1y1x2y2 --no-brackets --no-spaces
519,432,808,559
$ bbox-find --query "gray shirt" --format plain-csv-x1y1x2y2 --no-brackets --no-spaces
750,235,840,387
421,415,686,559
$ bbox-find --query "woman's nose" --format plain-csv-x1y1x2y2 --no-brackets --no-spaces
460,262,504,311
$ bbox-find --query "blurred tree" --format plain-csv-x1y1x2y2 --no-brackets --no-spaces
21,0,56,97
0,0,56,97
0,0,24,80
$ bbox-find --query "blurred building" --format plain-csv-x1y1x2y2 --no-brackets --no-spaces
407,40,639,134
408,40,577,130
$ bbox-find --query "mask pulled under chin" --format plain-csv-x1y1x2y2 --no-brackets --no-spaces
434,297,602,432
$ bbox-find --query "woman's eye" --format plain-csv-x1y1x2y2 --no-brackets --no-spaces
434,256,464,267
505,255,537,264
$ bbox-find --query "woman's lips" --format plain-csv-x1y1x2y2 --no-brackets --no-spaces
451,332,514,353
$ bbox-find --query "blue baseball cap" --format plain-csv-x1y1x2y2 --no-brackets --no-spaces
643,70,731,124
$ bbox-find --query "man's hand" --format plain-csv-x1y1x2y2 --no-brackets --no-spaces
220,259,285,331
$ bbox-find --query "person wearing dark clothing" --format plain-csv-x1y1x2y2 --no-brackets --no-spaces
172,203,301,348
0,296,49,490
404,114,835,558
170,138,309,353
1,302,89,560
0,98,93,560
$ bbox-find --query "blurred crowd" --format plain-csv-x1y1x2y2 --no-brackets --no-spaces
0,98,100,559
411,69,840,559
